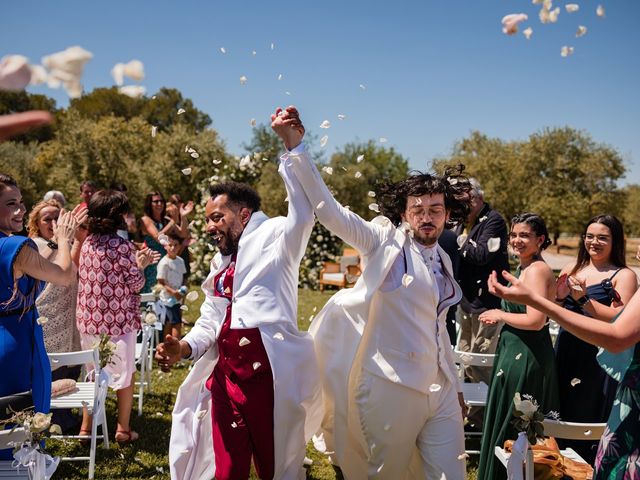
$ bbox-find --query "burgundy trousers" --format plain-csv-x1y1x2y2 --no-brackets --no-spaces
207,363,274,480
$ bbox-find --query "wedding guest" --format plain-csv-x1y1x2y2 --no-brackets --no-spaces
140,191,174,292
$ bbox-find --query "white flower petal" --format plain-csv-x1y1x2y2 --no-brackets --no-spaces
368,191,376,197
523,27,533,40
151,126,157,138
219,47,226,54
337,114,346,120
496,369,504,376
320,120,331,129
251,50,257,56
429,383,442,393
501,13,528,35
359,84,366,90
369,203,380,213
565,4,579,13
239,337,251,347
320,135,329,147
277,73,283,80
584,429,592,436
180,305,188,311
576,25,587,37
231,421,237,428
561,46,575,57
271,43,275,50
379,137,388,143
458,453,469,460
479,215,488,223
316,201,325,209
250,118,256,126
285,91,291,95
355,171,362,179
36,316,48,326
239,75,247,85
181,168,192,175
356,154,365,163
457,234,468,248
570,378,581,387
252,362,261,370
186,291,199,302
177,108,186,115
273,332,284,341
515,353,523,360
402,274,414,288
487,237,501,252
190,151,200,159
596,5,605,17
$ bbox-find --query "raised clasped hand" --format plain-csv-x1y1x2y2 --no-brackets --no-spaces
270,105,305,151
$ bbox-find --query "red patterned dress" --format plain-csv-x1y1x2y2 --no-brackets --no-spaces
76,233,144,389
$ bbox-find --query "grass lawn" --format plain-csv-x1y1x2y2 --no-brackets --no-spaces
47,287,478,479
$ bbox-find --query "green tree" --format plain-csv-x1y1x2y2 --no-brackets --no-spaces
621,185,640,236
0,91,58,143
0,141,46,209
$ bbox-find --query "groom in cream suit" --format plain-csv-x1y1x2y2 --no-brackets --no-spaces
155,116,322,480
273,106,472,479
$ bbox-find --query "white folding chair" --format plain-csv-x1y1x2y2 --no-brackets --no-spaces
48,349,109,480
134,324,154,416
0,428,29,478
542,419,606,441
453,349,496,454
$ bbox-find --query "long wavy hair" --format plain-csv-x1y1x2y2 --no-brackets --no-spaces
375,164,472,227
27,199,62,238
569,214,626,277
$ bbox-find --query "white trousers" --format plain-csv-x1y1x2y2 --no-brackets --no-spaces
354,370,465,480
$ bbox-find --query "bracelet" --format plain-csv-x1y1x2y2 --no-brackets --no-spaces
46,240,58,250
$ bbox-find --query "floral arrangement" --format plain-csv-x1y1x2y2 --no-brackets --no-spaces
92,333,117,370
0,407,61,479
512,392,546,445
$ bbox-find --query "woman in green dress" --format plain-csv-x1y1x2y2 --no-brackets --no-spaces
489,260,640,479
477,213,560,480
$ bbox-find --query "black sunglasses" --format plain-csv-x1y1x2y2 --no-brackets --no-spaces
601,278,621,303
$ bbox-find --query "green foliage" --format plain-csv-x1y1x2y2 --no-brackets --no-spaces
622,185,640,235
0,141,45,209
0,91,58,143
432,128,626,241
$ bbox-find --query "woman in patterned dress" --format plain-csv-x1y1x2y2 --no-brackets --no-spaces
489,267,640,479
76,190,159,443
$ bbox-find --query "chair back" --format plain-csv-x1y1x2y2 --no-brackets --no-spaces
454,350,496,367
48,349,100,371
0,427,28,450
542,419,607,441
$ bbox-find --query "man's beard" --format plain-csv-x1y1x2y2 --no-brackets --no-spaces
412,223,440,247
210,230,240,256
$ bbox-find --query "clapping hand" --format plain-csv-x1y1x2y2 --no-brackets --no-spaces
155,334,183,372
271,106,305,151
53,205,87,243
136,246,161,269
487,270,534,304
180,201,194,218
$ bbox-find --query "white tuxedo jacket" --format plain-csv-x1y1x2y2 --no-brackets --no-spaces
168,156,323,480
284,148,462,479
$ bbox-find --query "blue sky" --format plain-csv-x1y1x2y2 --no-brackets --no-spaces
3,0,640,184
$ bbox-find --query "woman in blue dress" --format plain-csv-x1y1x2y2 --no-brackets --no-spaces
0,173,85,460
489,266,640,479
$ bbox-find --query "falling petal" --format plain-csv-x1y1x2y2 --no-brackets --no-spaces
239,75,247,85
320,135,329,147
180,449,189,455
285,91,291,95
369,203,380,213
549,7,560,22
180,305,188,311
253,362,261,370
219,47,226,54
561,46,575,57
356,154,364,163
565,4,579,13
190,151,200,159
515,353,523,360
271,43,275,50
376,464,384,474
322,166,333,175
251,50,257,56
596,5,605,17
316,201,325,209
501,13,529,35
231,421,237,428
181,168,192,176
224,287,231,294
479,215,488,223
239,337,251,347
304,457,314,466
457,234,468,247
355,171,362,179
250,118,256,126
151,126,157,137
177,108,186,115
458,453,469,460
273,332,284,341
186,291,199,302
523,27,533,40
320,120,331,129
36,316,48,326
368,191,376,197
570,378,581,387
277,73,283,80
212,159,222,165
379,137,388,143
487,237,501,252
478,288,483,296
155,412,163,417
497,369,504,376
429,383,442,392
359,84,366,90
576,25,587,37
337,114,346,120
402,274,414,288
584,429,592,436
158,234,169,246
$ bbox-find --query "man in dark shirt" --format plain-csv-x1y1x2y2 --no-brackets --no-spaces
456,179,509,390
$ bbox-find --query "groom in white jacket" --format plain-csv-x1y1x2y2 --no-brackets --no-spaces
155,114,322,480
275,106,472,480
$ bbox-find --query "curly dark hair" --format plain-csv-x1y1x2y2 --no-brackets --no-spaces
510,212,552,251
87,190,130,234
209,182,261,212
375,164,472,227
